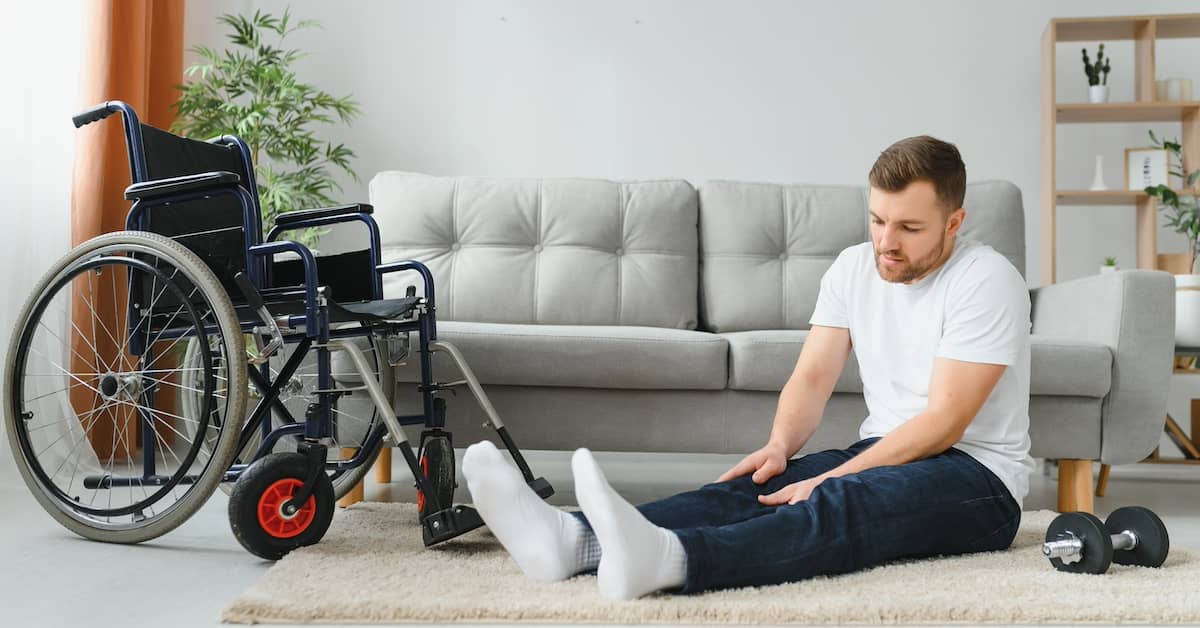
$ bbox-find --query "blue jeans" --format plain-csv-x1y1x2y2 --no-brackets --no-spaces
575,438,1020,593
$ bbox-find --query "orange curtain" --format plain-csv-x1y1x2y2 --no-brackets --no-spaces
71,0,184,460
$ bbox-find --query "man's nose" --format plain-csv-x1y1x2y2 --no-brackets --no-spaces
878,226,899,252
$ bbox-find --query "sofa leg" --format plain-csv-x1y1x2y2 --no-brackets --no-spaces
337,447,365,508
1095,463,1111,497
1056,459,1095,513
375,446,392,483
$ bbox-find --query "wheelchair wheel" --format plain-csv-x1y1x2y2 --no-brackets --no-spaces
417,434,455,517
228,452,334,560
4,231,247,543
178,327,384,501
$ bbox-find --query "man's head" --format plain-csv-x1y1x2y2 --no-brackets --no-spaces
867,135,967,284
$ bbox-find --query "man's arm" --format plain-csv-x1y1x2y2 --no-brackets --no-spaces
767,325,853,456
759,356,1006,504
717,324,851,483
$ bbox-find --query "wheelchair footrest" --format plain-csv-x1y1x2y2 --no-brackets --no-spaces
528,476,554,500
421,504,484,547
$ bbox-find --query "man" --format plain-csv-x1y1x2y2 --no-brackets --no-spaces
461,135,1033,599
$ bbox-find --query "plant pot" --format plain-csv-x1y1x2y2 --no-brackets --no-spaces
1099,265,1117,274
1175,274,1200,347
1088,85,1109,104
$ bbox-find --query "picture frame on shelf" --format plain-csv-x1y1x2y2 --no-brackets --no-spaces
1125,147,1170,190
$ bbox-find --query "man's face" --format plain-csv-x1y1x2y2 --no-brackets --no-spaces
868,180,964,284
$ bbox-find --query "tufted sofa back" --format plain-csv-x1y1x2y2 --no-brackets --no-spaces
697,179,1025,332
369,172,700,329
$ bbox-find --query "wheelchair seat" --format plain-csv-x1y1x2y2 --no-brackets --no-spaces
246,288,423,324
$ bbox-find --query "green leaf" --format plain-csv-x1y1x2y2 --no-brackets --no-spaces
174,8,359,245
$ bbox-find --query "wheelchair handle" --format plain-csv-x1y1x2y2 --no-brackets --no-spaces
73,102,117,128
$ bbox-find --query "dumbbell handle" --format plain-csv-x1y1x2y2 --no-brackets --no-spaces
1042,530,1139,561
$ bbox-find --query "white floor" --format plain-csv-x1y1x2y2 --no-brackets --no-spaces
1,449,1198,628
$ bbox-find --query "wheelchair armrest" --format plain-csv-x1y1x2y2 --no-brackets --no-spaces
124,171,241,201
275,203,373,226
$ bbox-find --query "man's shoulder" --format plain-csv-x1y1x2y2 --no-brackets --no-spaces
947,241,1030,306
951,241,1023,283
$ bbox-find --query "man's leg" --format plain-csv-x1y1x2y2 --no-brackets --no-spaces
672,446,1021,593
631,440,875,530
462,438,882,590
567,441,880,599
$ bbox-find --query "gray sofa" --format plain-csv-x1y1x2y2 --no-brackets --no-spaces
364,172,1175,512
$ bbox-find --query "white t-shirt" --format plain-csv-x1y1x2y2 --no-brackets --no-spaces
808,238,1035,506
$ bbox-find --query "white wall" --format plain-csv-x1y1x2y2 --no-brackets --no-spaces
0,1,85,470
183,0,1200,282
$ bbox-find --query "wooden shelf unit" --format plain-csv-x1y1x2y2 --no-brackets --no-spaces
1041,13,1200,285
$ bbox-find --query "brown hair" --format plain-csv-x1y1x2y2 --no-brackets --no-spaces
868,135,966,211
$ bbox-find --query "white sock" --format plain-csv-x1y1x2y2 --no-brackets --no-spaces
462,440,599,582
571,448,687,600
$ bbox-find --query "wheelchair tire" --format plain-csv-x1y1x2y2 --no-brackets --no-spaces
229,452,335,560
417,435,455,517
4,231,247,544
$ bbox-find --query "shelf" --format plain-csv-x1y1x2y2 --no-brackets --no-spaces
1055,190,1152,205
1053,14,1200,41
1055,101,1200,123
1056,189,1192,205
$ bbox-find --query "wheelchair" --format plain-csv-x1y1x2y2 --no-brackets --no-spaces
3,101,553,559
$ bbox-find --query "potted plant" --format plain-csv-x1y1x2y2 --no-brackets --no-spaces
173,9,359,249
1083,44,1112,103
1144,130,1200,345
1100,256,1118,274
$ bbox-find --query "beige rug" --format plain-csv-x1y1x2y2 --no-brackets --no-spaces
222,504,1200,624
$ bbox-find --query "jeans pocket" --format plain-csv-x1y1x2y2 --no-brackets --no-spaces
964,505,1020,552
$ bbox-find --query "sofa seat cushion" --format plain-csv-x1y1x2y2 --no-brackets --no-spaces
392,322,729,390
723,330,863,393
723,331,1111,398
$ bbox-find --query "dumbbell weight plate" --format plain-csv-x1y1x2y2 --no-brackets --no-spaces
1045,512,1113,574
1106,506,1169,568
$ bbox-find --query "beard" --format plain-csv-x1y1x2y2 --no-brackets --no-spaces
874,233,947,284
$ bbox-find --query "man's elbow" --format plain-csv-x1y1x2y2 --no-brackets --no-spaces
929,410,973,454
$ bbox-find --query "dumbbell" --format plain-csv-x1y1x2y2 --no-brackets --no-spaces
1042,506,1170,574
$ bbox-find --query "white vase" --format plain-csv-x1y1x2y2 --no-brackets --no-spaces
1175,274,1200,347
1100,265,1117,274
1088,85,1109,103
1089,155,1108,191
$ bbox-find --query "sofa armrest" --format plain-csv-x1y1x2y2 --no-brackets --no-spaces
1029,270,1175,464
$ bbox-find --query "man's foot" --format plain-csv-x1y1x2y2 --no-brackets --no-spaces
462,441,598,582
571,448,687,599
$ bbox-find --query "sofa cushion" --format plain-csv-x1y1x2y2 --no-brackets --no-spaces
698,180,1026,333
390,322,728,390
723,331,1111,398
723,330,863,393
1029,335,1111,397
369,172,700,329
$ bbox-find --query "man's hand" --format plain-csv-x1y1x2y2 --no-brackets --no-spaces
757,474,828,505
717,442,790,484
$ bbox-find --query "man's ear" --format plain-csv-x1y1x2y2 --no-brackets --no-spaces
946,208,966,235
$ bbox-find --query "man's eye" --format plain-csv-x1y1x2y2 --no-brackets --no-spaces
902,226,918,232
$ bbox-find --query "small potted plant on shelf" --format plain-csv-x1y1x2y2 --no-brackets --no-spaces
1083,44,1112,103
1100,256,1118,274
1144,130,1200,345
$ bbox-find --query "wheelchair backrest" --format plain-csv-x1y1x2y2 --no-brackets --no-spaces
134,124,263,299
